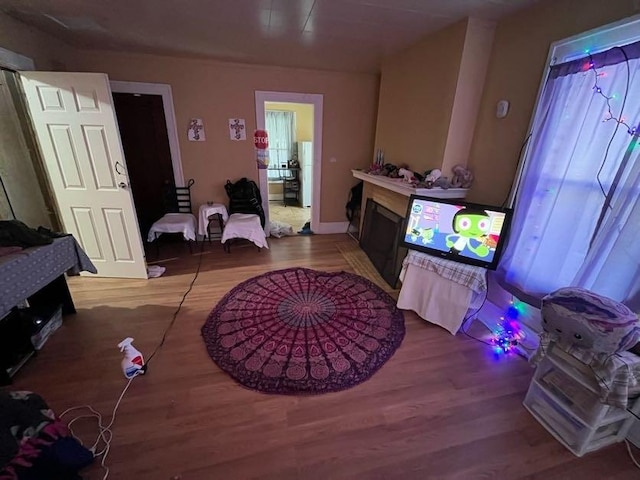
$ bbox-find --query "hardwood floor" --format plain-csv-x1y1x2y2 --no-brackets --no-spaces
8,234,639,479
269,204,310,231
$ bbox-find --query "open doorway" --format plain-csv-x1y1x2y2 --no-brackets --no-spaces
109,81,184,245
255,91,323,235
112,92,173,237
264,101,313,232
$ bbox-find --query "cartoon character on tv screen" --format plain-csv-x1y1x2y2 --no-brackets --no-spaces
409,227,435,245
445,207,491,258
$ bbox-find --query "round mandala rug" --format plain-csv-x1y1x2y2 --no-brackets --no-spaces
201,267,405,394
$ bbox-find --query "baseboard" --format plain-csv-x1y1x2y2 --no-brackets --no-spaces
315,221,349,235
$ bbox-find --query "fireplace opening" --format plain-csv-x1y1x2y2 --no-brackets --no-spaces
359,199,406,288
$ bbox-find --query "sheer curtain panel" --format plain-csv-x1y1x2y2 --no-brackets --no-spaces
499,42,640,309
266,111,295,180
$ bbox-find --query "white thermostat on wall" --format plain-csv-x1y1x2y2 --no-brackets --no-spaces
496,100,510,119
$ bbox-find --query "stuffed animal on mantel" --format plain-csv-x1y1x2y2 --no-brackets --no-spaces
540,287,640,355
420,169,451,189
398,168,416,183
450,164,474,188
423,169,441,188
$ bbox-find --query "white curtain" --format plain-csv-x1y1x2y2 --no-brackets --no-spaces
266,111,295,180
573,139,640,309
499,46,640,309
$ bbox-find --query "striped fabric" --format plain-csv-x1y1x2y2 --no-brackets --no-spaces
402,250,487,296
533,335,640,409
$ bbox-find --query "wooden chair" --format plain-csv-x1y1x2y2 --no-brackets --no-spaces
147,179,197,255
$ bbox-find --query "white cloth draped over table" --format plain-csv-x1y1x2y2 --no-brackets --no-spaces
398,251,487,335
0,236,96,319
197,203,229,236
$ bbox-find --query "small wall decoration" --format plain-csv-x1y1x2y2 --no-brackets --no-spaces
254,129,269,169
229,118,246,141
188,118,206,142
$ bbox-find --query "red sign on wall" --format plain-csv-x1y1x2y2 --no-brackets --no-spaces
254,130,269,149
254,130,269,169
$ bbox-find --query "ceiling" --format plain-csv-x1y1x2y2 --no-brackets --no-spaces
1,0,539,73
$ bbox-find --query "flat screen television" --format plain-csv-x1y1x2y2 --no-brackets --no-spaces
401,195,513,270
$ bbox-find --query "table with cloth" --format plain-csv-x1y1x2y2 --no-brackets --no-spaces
197,203,229,239
397,251,487,335
0,236,97,320
1,236,96,384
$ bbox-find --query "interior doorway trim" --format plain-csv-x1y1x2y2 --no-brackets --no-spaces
110,81,184,186
255,90,322,234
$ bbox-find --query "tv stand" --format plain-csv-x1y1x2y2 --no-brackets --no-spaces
397,250,487,334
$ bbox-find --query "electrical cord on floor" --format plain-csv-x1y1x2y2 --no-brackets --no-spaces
60,375,136,480
625,440,640,470
59,240,206,479
459,280,538,356
145,239,206,366
460,277,492,347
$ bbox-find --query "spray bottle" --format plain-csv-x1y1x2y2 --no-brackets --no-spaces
118,337,145,378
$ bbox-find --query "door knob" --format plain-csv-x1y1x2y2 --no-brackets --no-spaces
119,182,128,189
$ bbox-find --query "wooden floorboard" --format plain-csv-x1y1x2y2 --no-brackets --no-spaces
7,234,639,479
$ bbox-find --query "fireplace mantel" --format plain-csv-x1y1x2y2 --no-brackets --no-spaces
352,170,469,199
352,170,469,239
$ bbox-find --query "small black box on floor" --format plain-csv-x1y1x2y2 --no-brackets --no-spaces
19,304,63,350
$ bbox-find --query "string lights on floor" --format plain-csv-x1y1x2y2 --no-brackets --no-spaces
491,300,527,355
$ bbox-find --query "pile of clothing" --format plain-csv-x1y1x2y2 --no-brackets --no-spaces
0,391,93,480
0,221,68,258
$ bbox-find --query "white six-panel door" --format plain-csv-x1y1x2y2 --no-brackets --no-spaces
19,72,147,279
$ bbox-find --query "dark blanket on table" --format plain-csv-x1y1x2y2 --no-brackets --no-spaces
0,391,92,480
0,221,52,249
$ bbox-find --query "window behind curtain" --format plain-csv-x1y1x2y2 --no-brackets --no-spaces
498,42,640,309
266,111,295,180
